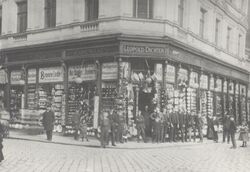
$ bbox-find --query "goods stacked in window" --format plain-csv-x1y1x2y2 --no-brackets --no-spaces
102,84,117,112
27,84,37,110
187,88,197,113
240,96,246,123
166,84,174,111
207,91,213,116
52,84,64,132
179,88,186,111
215,95,222,117
200,91,207,116
235,96,239,124
10,89,22,122
38,86,48,111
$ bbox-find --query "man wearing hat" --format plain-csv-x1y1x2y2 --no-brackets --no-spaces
222,113,231,143
42,104,55,141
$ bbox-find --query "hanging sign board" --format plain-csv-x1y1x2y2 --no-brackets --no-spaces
68,64,96,82
209,77,214,91
200,74,208,89
229,82,234,94
165,65,175,83
0,70,7,84
215,78,222,92
28,69,37,84
102,62,118,80
189,72,198,88
39,67,63,83
154,63,163,82
223,80,227,93
11,70,24,85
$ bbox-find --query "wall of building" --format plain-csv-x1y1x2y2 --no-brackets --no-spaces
0,0,249,73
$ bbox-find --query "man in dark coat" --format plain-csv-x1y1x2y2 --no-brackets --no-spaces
222,114,231,143
229,116,237,149
136,111,146,142
142,106,150,136
108,110,117,146
0,122,4,162
72,110,81,140
194,112,203,142
100,111,110,148
178,109,186,142
170,108,179,142
42,105,55,141
162,108,171,142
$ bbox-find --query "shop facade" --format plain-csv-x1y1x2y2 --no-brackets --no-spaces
1,35,249,135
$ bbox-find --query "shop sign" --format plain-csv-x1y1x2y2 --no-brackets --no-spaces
200,74,208,89
177,68,188,81
68,64,96,82
209,77,214,91
229,82,234,94
120,44,168,56
215,79,222,92
189,72,198,88
11,70,24,85
165,65,175,83
39,67,63,83
223,80,227,93
28,69,37,84
154,64,163,82
0,70,7,84
102,62,118,80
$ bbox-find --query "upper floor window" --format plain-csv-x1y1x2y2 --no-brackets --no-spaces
17,1,27,33
199,8,207,38
0,7,2,35
85,0,99,21
215,19,220,45
178,0,184,27
238,34,242,55
226,27,231,51
133,0,153,19
45,0,56,28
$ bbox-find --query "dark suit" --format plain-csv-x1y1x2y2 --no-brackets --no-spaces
222,116,231,143
195,116,203,142
42,110,55,141
229,120,237,148
100,116,110,148
136,115,145,142
162,112,171,142
170,112,179,142
178,112,185,142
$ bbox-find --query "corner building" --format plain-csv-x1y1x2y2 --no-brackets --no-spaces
0,0,250,135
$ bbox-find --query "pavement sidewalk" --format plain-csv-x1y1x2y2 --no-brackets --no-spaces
7,129,238,149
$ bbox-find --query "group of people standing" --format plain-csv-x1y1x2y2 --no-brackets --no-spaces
137,107,204,143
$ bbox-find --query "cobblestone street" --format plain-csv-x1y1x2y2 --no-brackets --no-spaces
0,137,250,172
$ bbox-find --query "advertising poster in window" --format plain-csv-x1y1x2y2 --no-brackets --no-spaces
68,64,96,82
28,69,37,84
165,64,175,83
11,70,24,85
200,74,208,90
102,62,118,80
223,80,227,93
189,72,198,88
154,63,163,82
209,77,214,91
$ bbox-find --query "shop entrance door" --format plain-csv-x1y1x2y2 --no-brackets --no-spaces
138,90,154,137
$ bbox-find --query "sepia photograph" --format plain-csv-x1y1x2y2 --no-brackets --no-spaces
0,0,250,171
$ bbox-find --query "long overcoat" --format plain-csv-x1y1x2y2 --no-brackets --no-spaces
42,110,55,131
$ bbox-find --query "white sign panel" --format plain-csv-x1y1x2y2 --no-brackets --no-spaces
165,65,175,83
39,67,63,83
154,63,163,82
102,62,118,80
0,70,7,84
68,64,96,82
11,70,23,85
28,69,37,84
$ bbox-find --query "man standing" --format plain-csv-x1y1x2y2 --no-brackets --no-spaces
162,108,171,142
178,109,185,142
195,112,204,143
229,116,237,149
42,105,55,141
100,111,110,148
136,111,146,143
170,108,179,142
212,116,219,143
72,110,81,140
222,114,231,143
142,106,150,136
109,110,117,146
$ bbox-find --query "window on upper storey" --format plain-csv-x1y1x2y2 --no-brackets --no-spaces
133,0,153,19
226,27,231,51
178,0,184,27
0,7,2,35
199,8,206,38
85,0,99,21
17,1,27,33
215,19,220,46
45,0,56,28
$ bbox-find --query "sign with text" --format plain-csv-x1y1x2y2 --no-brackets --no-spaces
39,67,63,83
102,62,118,80
200,74,208,89
11,70,23,85
68,64,96,82
165,65,175,83
28,69,37,84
